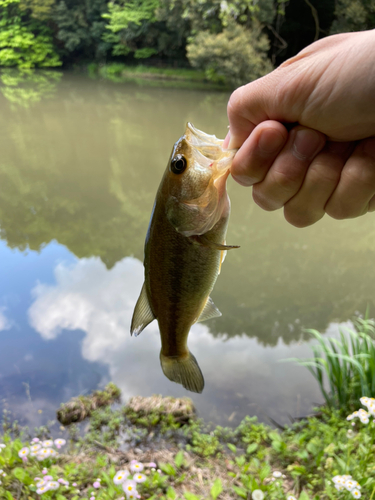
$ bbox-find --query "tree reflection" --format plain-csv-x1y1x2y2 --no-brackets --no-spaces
0,69,62,108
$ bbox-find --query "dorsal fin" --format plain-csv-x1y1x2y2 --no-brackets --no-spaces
196,296,222,323
130,283,155,336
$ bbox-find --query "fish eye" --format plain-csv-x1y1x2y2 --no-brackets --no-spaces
170,155,187,174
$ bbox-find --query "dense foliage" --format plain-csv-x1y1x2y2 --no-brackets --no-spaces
0,0,374,86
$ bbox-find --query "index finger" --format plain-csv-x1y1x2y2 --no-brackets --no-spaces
227,80,271,149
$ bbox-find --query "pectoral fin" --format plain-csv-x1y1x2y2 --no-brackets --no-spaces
196,296,222,323
191,234,240,251
130,283,155,336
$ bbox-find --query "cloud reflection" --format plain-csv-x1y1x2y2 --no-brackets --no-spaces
28,255,324,425
0,307,11,331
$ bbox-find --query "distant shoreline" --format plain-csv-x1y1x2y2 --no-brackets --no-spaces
87,63,229,90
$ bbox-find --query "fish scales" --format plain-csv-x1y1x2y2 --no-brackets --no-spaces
131,123,238,393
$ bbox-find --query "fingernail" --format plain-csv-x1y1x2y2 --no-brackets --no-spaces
258,128,285,154
231,173,256,187
292,129,324,160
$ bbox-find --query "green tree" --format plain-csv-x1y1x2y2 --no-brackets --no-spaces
19,0,54,20
0,0,61,68
187,21,273,88
330,0,375,33
52,0,110,62
102,0,190,61
102,0,160,58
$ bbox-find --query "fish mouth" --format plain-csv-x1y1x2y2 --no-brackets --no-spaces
185,123,225,162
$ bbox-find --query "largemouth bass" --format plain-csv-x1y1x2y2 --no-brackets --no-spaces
131,123,238,393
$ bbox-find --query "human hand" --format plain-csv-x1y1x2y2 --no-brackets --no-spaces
225,29,375,227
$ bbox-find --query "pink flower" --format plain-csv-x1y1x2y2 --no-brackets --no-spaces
42,468,48,475
93,481,100,488
146,462,156,468
31,438,40,443
44,475,53,481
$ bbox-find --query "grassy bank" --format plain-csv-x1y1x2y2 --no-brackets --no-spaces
1,390,375,500
87,63,229,90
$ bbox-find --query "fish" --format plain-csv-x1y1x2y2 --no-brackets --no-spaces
130,123,238,393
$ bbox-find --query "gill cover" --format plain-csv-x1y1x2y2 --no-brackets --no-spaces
166,123,236,237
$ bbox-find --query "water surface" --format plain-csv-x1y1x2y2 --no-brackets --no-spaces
0,70,374,430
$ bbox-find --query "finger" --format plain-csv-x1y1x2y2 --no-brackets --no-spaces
283,141,353,227
226,64,318,149
252,127,326,211
230,121,288,186
227,72,296,149
325,137,375,219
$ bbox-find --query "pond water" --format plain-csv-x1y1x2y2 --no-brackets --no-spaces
0,70,374,431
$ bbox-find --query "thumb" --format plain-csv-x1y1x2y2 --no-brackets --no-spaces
227,69,301,149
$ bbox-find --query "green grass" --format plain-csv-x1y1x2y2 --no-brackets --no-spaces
2,398,375,499
287,317,375,411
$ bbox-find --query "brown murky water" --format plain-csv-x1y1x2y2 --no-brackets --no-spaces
0,70,374,429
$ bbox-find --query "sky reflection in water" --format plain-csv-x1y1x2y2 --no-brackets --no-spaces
1,240,323,428
0,71,374,429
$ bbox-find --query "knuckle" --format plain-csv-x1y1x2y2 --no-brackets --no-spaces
342,162,375,188
307,161,341,186
252,185,279,211
284,204,323,228
227,87,245,117
325,201,351,220
271,167,302,192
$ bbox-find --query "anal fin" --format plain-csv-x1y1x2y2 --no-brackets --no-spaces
130,283,155,336
196,296,222,323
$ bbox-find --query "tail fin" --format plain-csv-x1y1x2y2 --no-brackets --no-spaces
160,351,205,393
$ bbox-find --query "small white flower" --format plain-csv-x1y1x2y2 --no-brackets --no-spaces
130,462,144,473
30,444,41,453
335,484,345,491
252,490,264,500
114,470,129,484
18,447,29,458
272,471,282,478
47,481,59,490
352,488,361,498
287,496,297,500
122,479,137,494
133,473,146,483
54,439,66,448
345,480,355,491
36,479,47,488
37,448,52,460
332,475,342,483
0,444,5,449
36,484,51,494
42,440,53,448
